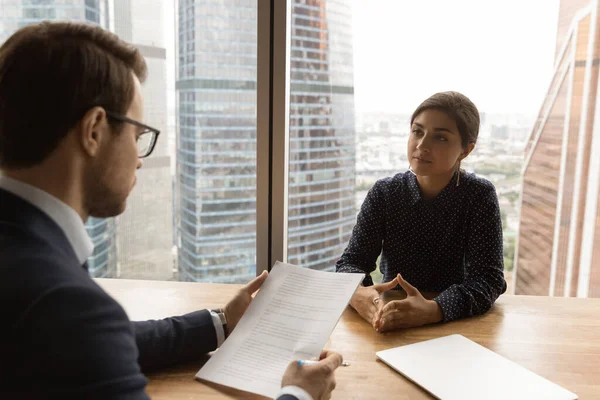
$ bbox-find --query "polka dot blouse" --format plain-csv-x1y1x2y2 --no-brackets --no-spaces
336,170,507,322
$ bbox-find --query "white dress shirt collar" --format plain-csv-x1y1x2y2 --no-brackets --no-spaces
0,175,94,265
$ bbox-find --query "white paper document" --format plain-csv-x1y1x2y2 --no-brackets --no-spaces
196,261,363,398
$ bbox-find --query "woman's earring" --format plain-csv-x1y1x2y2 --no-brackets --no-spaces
456,160,461,187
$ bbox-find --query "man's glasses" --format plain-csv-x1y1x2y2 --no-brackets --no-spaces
105,110,160,158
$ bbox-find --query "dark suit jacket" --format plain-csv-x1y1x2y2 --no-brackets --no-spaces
0,188,219,399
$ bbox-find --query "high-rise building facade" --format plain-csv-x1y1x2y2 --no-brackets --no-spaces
555,0,593,60
0,0,107,44
287,0,356,271
176,0,356,282
176,0,258,283
515,0,600,297
0,0,117,278
85,217,117,277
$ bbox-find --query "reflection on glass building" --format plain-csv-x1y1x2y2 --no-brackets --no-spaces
176,0,356,282
0,0,117,278
515,0,600,298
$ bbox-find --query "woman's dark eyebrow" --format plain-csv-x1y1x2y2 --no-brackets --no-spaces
413,122,456,134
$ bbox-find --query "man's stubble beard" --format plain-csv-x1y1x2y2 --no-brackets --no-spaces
83,160,127,219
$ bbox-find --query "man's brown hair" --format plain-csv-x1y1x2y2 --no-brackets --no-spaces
411,91,480,148
0,21,147,168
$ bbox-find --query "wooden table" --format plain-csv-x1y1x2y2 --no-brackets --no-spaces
96,279,600,399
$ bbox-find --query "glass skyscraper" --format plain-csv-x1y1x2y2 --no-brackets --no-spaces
176,0,257,283
287,0,356,271
515,0,600,298
86,217,117,277
176,0,356,282
0,0,106,44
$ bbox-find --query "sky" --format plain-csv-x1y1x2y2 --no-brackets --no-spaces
351,0,561,116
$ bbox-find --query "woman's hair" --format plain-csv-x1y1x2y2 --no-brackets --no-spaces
410,91,480,148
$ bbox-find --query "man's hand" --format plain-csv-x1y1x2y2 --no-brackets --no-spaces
349,277,399,330
378,274,443,332
223,270,268,333
281,351,343,400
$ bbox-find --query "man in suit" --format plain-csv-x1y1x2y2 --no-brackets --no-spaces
0,22,342,400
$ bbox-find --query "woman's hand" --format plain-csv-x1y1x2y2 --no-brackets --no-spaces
378,274,443,332
349,278,399,330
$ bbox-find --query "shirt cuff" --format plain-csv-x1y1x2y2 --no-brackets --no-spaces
209,310,225,347
433,293,454,322
276,386,313,400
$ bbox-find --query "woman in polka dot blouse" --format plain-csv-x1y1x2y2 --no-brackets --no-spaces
336,91,507,332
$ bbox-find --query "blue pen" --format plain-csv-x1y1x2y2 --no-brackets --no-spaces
297,360,350,367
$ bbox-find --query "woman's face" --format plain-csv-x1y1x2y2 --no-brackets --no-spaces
407,109,471,177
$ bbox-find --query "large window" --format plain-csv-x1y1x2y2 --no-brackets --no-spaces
5,0,600,298
283,0,575,297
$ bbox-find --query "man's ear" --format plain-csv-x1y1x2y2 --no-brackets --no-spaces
459,142,475,161
78,107,108,157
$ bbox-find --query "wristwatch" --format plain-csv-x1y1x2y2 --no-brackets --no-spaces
211,308,229,338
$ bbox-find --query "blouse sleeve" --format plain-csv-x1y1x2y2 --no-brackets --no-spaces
434,184,507,321
335,180,386,286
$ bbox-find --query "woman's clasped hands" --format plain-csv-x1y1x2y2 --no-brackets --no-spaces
350,274,443,332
